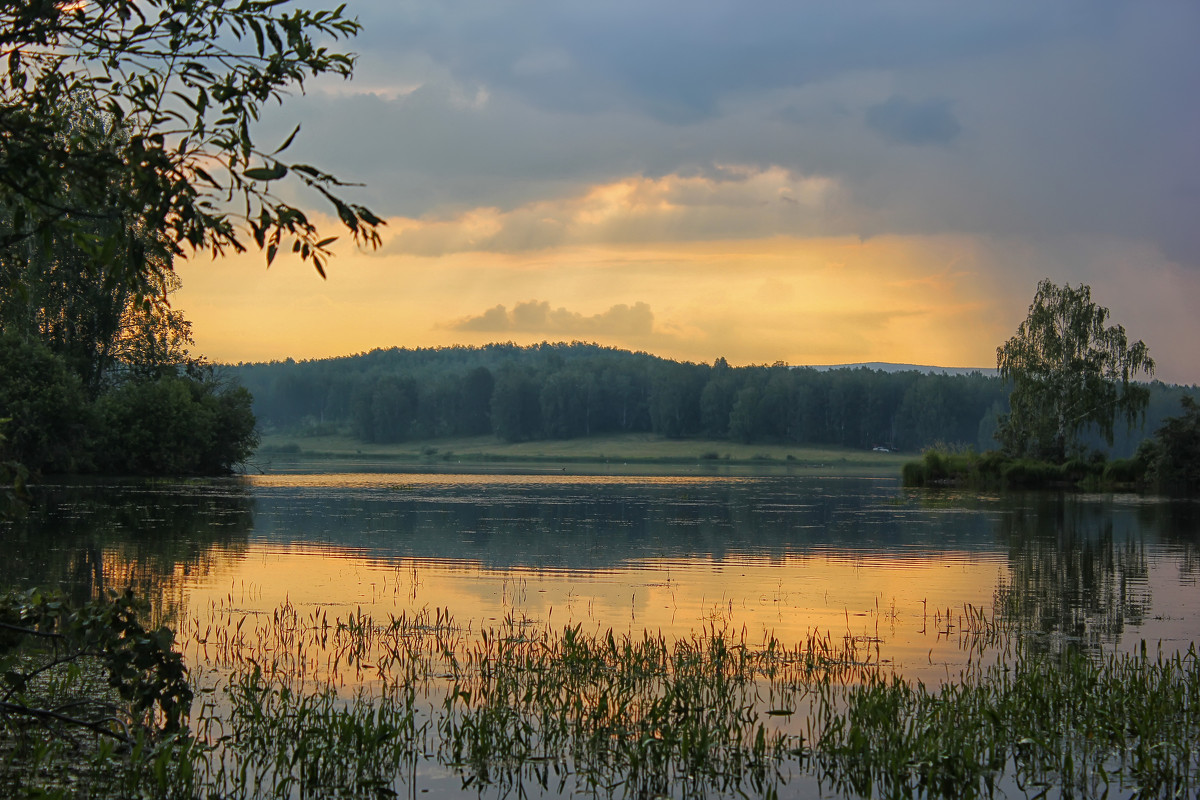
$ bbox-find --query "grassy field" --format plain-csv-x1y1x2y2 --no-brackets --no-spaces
254,431,910,475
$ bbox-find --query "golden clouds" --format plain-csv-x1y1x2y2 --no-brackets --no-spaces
171,166,1059,371
380,167,842,256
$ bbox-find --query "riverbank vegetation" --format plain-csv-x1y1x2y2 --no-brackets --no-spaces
0,319,257,477
3,594,1197,798
234,344,1197,460
903,396,1200,495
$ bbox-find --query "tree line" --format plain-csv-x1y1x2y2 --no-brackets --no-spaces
233,343,1196,456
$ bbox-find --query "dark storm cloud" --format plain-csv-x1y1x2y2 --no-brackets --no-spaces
265,1,1199,267
355,1,1078,123
865,97,961,146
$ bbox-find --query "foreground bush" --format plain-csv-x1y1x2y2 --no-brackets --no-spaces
0,590,196,797
0,335,257,476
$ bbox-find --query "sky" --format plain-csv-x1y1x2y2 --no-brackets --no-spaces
175,1,1200,384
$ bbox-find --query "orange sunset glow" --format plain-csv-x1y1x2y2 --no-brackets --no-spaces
167,1,1198,383
178,219,1196,382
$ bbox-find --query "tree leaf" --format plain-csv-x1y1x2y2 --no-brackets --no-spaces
244,163,288,181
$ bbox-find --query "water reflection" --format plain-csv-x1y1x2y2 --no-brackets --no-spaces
1142,499,1200,579
981,492,1198,654
4,474,1198,672
1,480,254,623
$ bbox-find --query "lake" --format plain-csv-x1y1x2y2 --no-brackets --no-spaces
4,468,1199,797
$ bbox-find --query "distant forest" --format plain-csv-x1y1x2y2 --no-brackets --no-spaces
228,342,1197,456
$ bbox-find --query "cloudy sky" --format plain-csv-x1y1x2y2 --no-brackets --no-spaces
177,0,1200,383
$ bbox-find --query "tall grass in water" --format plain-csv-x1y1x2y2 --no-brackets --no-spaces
180,599,1199,799
7,596,1199,798
815,642,1200,799
434,621,877,797
180,600,877,798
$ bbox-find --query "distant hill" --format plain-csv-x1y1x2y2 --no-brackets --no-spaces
804,362,998,377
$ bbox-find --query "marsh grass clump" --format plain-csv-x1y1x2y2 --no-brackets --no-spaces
204,667,425,798
815,643,1200,799
177,602,879,799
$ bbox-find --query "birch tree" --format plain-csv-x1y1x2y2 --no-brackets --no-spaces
996,280,1154,461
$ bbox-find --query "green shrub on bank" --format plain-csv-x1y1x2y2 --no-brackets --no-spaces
904,449,1001,488
95,375,258,476
902,450,1109,489
1103,456,1146,485
0,335,93,473
1001,458,1078,488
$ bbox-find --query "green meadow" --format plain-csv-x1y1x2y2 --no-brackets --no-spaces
256,432,911,474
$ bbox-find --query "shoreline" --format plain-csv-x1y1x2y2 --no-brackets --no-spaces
252,432,911,477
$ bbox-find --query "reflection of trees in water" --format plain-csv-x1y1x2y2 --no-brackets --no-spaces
994,495,1151,651
1137,501,1200,580
0,481,254,625
252,480,1004,572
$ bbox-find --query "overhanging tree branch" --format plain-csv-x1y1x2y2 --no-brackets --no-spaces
1,0,384,290
0,699,133,743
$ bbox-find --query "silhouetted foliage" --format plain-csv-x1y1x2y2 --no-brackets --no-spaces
0,0,381,285
0,588,192,736
1141,397,1200,496
0,112,258,476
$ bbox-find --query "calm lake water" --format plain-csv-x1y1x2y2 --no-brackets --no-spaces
5,469,1200,798
7,469,1198,679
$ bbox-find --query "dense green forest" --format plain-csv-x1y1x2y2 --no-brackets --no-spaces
231,343,1197,456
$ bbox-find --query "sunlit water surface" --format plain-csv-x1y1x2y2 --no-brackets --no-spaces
5,470,1199,797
